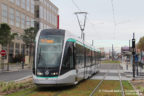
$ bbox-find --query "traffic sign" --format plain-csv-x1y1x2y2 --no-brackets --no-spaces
0,50,6,56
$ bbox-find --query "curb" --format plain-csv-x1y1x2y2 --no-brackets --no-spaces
14,75,32,82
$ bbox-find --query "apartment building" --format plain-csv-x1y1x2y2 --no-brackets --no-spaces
0,0,59,63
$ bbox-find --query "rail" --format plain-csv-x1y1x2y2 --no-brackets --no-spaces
118,64,125,96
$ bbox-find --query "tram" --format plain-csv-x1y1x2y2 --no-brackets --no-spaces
33,29,101,86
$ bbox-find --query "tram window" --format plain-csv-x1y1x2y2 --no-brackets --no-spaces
75,44,84,67
62,48,70,68
61,42,74,74
92,51,95,65
94,52,96,65
86,48,91,67
37,35,64,68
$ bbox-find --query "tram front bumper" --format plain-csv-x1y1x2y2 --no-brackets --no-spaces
33,70,76,86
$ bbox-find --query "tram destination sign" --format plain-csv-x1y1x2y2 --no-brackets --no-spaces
0,50,6,56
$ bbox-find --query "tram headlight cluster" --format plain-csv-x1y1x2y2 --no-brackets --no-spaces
37,71,43,76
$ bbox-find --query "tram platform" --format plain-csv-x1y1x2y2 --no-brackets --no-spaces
120,62,144,79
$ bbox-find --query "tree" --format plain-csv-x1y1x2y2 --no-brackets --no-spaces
7,33,18,70
137,36,144,51
22,27,37,65
0,23,17,70
0,23,11,46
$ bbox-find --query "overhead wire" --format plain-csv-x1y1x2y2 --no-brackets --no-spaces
71,0,98,34
72,0,81,11
71,0,95,29
110,0,117,40
71,0,106,46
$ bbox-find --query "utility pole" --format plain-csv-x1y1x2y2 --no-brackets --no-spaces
74,12,88,41
109,49,110,59
112,44,114,61
129,40,130,51
92,40,94,46
132,33,135,78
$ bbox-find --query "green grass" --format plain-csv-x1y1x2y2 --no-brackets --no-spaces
5,80,138,96
0,80,34,95
101,60,120,64
122,81,138,96
94,80,122,96
6,87,36,96
6,80,101,96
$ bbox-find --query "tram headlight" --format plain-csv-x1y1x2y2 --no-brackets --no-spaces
37,71,43,76
51,72,58,76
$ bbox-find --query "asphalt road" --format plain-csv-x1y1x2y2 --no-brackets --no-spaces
0,69,32,82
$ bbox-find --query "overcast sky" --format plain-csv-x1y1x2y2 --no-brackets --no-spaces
51,0,144,52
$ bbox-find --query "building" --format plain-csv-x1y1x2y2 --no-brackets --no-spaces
34,0,59,30
0,0,59,63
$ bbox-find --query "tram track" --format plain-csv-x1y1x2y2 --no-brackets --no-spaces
118,63,125,96
20,87,36,96
89,63,125,96
89,71,108,96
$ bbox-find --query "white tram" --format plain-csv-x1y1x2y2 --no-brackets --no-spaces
33,29,101,86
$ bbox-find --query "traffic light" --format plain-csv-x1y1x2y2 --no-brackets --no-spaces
132,38,135,48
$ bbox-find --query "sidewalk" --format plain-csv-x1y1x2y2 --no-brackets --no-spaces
0,63,31,73
120,62,144,79
0,63,32,82
120,62,133,72
0,69,32,82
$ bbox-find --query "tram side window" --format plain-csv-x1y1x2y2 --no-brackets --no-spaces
91,51,93,65
94,52,97,65
86,48,91,67
61,42,74,74
96,52,98,64
91,51,95,65
76,44,84,67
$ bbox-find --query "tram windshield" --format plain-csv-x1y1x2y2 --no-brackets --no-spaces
37,35,64,68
